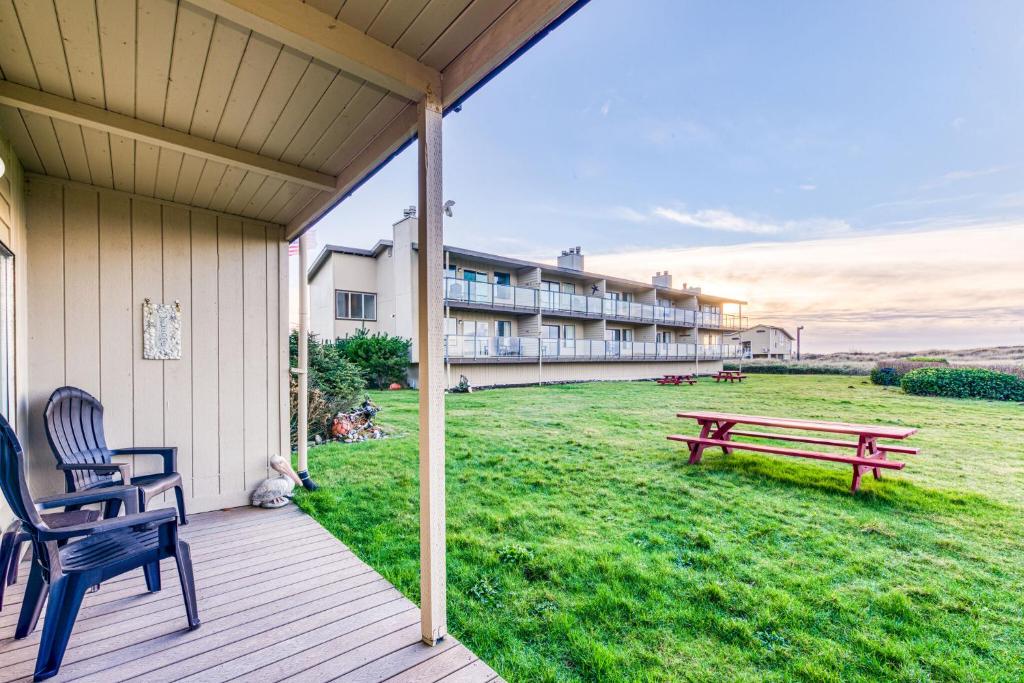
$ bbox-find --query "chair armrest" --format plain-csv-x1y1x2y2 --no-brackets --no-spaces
109,447,176,475
38,508,176,542
36,485,141,515
57,461,132,484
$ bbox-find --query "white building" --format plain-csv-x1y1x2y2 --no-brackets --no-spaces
732,324,795,359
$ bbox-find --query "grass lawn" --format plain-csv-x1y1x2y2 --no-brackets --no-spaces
294,375,1024,682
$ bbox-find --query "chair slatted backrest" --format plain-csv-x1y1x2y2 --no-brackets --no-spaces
44,387,112,491
0,413,47,536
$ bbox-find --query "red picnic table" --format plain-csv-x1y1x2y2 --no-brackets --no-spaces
712,370,746,383
668,411,919,492
656,373,696,385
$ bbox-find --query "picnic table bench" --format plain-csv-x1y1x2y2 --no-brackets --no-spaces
657,374,696,385
712,370,747,383
667,411,919,492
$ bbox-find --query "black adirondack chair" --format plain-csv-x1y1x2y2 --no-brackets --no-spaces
44,386,187,524
0,414,199,681
1,509,99,611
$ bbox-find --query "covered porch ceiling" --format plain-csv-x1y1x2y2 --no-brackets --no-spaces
0,0,584,239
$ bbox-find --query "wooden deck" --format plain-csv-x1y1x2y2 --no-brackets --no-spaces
0,506,502,682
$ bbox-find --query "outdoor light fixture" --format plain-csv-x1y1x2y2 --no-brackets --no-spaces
443,199,455,217
0,157,5,179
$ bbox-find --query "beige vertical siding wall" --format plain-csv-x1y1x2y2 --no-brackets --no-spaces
0,127,28,528
24,177,289,513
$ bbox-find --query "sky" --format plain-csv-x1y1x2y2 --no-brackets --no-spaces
298,0,1024,352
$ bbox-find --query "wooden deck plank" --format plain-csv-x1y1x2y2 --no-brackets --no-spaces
0,506,497,683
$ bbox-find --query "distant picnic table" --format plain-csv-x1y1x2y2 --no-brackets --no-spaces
712,370,746,383
668,411,919,492
657,374,695,385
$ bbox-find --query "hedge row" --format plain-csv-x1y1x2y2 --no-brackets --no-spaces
723,362,867,376
901,367,1024,401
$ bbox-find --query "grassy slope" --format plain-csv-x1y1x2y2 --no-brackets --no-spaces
295,376,1024,682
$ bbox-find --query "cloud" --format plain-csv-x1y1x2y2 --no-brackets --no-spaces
799,184,817,191
951,116,966,130
600,100,611,116
652,206,850,237
920,166,1009,190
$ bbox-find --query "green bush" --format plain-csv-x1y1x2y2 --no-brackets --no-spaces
334,329,412,389
906,356,949,364
870,360,946,386
289,331,366,445
900,367,1024,401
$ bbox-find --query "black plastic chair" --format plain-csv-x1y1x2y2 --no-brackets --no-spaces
0,413,199,680
44,386,187,524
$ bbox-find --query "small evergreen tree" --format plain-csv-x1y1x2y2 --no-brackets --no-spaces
334,329,412,389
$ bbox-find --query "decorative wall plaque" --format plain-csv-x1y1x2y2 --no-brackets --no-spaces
143,298,182,360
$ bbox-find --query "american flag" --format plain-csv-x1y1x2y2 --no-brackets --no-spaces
288,230,315,256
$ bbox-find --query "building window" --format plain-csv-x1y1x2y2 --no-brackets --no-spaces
605,328,633,342
0,244,13,423
462,320,489,337
335,290,377,321
444,317,457,335
541,280,560,292
542,324,560,339
657,331,672,343
562,324,576,340
494,272,511,286
463,269,488,282
496,320,512,337
562,282,576,294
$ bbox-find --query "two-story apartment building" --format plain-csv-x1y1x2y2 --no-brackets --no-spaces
732,324,795,359
309,211,745,387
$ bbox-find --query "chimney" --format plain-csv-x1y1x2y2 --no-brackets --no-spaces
557,246,584,271
652,270,673,288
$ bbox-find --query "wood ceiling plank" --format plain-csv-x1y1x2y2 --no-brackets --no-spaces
277,71,360,165
257,59,335,159
135,0,178,124
244,175,283,217
54,0,106,108
320,92,405,175
418,0,514,69
304,0,344,19
189,17,250,139
366,0,429,47
96,0,136,115
299,83,385,170
393,0,471,61
173,154,207,205
134,141,160,196
207,165,247,212
155,147,185,200
108,133,134,192
225,170,265,215
273,185,319,225
13,0,73,96
0,105,43,172
335,0,387,31
236,46,311,153
81,127,114,188
164,2,217,132
255,179,300,221
191,159,228,207
0,0,40,87
52,119,91,182
214,32,282,147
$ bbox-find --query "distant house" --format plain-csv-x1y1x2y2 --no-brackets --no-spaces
731,325,795,359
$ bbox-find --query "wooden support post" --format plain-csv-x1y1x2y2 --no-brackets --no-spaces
417,93,447,646
296,234,311,476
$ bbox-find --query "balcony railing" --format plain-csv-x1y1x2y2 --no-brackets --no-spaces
445,335,743,361
443,278,740,328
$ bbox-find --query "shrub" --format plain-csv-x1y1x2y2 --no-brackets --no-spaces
905,356,949,364
900,367,1024,401
334,329,412,389
870,360,946,386
289,331,366,445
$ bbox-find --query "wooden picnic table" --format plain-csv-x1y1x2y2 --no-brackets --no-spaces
656,373,696,385
712,370,746,383
668,411,919,492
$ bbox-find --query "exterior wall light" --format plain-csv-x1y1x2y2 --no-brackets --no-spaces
0,157,5,179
